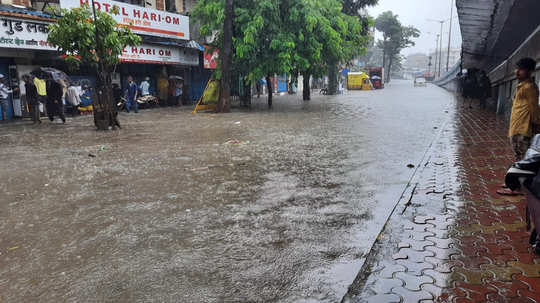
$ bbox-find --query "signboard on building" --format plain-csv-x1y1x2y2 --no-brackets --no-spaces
121,43,198,65
0,18,56,51
203,45,218,69
60,0,190,40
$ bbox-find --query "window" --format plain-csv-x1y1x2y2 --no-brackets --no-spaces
118,0,155,8
166,0,181,12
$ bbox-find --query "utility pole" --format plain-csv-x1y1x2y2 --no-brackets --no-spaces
435,34,440,77
438,21,443,77
446,0,454,71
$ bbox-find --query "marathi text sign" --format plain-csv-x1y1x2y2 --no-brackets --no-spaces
60,0,189,40
0,18,56,51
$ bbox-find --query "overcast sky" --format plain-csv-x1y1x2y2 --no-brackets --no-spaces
368,0,462,56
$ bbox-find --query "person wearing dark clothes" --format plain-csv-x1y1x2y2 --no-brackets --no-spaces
23,75,40,124
46,80,66,123
125,76,138,113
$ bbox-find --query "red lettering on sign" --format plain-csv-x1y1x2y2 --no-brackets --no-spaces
131,47,138,53
142,11,149,20
172,17,179,25
158,15,161,22
122,7,128,16
93,2,101,10
103,3,110,12
165,50,171,56
158,50,163,56
133,9,140,18
150,13,157,21
165,16,171,23
79,0,89,5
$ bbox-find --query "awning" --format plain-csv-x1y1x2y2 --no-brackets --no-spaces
457,0,540,70
141,35,204,51
0,4,56,20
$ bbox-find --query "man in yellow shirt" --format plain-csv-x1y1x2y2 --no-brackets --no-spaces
499,58,539,196
509,58,540,160
33,77,47,104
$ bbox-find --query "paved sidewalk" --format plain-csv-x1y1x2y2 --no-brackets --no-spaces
344,103,540,302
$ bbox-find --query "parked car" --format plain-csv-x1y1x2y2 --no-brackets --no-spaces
414,77,427,87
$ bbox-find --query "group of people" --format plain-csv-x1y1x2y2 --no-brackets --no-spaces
21,74,66,124
121,75,184,113
20,75,93,124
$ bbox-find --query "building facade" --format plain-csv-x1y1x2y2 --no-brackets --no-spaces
0,0,212,121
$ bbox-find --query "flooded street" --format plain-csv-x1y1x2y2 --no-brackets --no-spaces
0,80,454,302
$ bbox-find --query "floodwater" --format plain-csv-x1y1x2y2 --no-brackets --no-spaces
0,80,454,302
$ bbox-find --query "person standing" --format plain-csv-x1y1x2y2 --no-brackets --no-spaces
46,80,66,123
0,74,15,122
34,76,47,114
498,57,539,196
140,77,151,97
65,83,81,117
23,75,40,124
125,76,138,113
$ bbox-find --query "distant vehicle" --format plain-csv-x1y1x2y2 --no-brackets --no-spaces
368,67,384,89
414,77,427,87
347,72,372,91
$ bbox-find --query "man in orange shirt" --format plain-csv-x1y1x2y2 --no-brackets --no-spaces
499,57,539,196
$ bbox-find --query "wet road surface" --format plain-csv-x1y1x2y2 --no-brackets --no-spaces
0,80,454,302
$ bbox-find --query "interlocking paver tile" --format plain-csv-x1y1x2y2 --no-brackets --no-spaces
345,106,540,302
507,261,540,278
365,294,401,303
391,286,434,302
377,262,407,279
396,258,435,276
366,278,404,294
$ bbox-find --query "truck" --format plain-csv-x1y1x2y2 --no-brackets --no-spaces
368,67,384,89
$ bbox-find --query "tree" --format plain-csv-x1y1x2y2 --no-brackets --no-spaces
325,0,377,95
374,11,419,83
219,0,233,112
194,0,373,104
48,5,141,130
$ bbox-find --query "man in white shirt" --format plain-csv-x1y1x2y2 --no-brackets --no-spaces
65,83,82,116
140,77,150,96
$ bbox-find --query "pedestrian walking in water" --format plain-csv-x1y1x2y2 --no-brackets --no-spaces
125,76,138,113
46,80,66,123
0,74,16,122
23,75,40,124
498,57,540,196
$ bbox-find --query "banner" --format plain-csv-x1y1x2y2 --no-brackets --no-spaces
203,45,218,69
60,0,190,40
0,18,56,51
120,44,199,65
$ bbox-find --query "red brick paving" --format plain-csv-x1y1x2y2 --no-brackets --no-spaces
344,104,540,302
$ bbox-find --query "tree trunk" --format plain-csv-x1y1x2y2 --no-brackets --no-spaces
266,76,272,108
327,61,339,95
302,73,310,101
218,0,233,113
386,55,393,83
93,67,120,130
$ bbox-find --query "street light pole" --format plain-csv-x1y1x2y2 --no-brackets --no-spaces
446,0,454,71
435,34,440,77
438,21,443,77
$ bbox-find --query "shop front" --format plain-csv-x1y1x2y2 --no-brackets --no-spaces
118,42,200,104
0,10,56,121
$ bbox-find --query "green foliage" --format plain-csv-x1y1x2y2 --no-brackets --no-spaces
48,5,141,72
375,11,419,59
193,0,373,82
